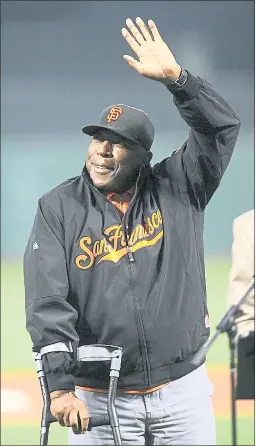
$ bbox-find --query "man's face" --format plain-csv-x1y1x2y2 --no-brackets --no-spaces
85,129,151,193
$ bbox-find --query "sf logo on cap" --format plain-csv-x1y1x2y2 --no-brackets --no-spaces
107,106,123,123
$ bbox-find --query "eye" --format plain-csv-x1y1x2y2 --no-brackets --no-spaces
93,135,103,142
121,139,134,150
114,138,127,147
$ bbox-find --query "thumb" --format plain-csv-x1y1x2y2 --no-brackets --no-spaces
123,55,143,74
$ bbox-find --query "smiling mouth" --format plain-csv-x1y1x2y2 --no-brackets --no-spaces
92,164,115,173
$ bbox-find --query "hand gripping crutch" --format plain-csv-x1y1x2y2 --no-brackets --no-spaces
33,342,123,446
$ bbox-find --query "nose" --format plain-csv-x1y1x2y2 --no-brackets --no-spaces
97,140,113,157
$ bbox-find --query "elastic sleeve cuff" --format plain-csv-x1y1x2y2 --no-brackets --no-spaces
166,72,203,102
46,371,75,393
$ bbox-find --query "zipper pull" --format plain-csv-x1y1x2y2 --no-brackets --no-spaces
126,246,135,263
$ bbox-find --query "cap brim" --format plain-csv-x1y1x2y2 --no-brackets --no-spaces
82,125,139,146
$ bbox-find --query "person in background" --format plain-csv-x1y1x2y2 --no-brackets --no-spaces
228,209,254,334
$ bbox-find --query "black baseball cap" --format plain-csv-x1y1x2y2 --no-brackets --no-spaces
82,104,154,151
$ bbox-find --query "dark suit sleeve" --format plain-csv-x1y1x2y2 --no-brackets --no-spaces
157,72,241,210
24,197,79,392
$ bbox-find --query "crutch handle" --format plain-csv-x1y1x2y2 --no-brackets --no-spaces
47,412,56,424
47,411,110,430
88,414,110,430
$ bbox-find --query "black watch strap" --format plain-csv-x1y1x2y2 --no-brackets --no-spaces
171,68,188,88
167,71,203,101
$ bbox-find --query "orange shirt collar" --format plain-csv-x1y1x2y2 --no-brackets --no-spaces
106,187,135,200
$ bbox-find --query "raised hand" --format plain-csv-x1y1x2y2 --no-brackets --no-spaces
122,17,181,83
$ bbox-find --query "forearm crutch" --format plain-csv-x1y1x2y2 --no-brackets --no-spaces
33,343,123,446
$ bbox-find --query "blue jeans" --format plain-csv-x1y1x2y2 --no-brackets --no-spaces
69,364,216,445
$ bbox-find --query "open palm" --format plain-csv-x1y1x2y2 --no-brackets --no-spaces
122,18,181,82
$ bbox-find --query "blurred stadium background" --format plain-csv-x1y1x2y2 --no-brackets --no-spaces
1,1,254,445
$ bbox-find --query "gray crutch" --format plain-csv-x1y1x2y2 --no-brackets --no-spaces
33,343,123,446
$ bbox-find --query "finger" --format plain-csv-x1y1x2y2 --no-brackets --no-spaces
123,55,143,75
122,28,141,56
79,407,89,432
63,409,72,427
69,409,81,434
56,412,65,427
135,17,152,41
148,19,162,41
125,18,145,45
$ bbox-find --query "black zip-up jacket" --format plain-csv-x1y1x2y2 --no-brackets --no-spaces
24,72,240,392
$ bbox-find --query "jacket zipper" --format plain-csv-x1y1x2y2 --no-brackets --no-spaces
83,172,151,387
121,176,151,388
126,260,151,387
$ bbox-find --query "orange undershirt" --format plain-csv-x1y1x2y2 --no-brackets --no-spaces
106,188,135,216
77,188,170,394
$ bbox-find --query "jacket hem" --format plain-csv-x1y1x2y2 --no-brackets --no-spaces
74,352,206,390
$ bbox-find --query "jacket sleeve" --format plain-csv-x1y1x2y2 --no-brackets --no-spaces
24,197,79,392
159,71,241,210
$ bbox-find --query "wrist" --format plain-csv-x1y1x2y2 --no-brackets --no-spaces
160,65,182,85
167,71,203,101
50,390,76,401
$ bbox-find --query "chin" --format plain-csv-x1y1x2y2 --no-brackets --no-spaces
89,171,132,194
90,177,113,192
94,181,123,194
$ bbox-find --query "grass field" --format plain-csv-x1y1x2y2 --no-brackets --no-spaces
1,257,254,445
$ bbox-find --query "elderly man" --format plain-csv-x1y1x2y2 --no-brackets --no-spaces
24,17,240,445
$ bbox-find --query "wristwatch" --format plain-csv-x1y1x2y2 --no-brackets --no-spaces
171,68,188,88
